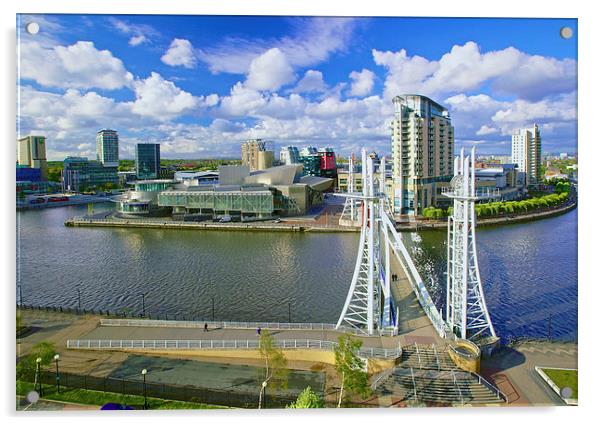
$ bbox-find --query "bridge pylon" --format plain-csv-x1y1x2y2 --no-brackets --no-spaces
443,147,497,342
336,150,396,335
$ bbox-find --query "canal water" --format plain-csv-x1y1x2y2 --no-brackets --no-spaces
16,205,577,341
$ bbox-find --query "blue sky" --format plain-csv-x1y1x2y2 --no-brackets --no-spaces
17,15,577,159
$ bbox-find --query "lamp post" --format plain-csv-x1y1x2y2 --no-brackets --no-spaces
76,285,81,312
140,293,146,317
54,354,60,393
35,357,42,397
258,380,267,409
288,302,291,323
141,368,148,410
211,297,215,321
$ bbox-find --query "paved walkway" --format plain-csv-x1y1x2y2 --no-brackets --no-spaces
482,340,578,406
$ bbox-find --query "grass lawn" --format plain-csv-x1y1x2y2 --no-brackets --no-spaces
541,368,578,399
17,381,229,410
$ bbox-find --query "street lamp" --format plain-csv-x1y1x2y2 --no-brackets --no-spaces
35,357,42,397
76,285,82,312
140,293,147,317
141,368,148,410
258,380,267,409
54,354,60,393
211,297,215,321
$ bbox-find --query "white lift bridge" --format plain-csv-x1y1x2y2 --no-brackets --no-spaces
336,147,496,344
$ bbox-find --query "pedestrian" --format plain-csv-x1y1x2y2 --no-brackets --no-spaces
257,326,261,336
204,323,208,332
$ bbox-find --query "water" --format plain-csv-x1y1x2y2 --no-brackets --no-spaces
16,204,577,340
401,208,578,341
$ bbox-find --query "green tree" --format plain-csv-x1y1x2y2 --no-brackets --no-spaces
334,334,370,407
287,386,324,408
257,331,289,408
17,341,56,380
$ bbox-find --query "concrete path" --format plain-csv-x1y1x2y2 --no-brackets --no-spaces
482,340,578,406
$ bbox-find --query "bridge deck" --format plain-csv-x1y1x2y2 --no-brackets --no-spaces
389,245,443,346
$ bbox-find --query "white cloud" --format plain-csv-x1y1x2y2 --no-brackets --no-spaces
161,38,197,68
198,17,356,74
109,17,158,47
245,48,295,91
373,42,576,102
348,69,375,97
129,35,148,46
476,125,498,136
291,70,327,93
20,40,133,90
130,72,200,120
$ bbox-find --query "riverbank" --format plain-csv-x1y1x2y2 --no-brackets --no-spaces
64,215,360,233
64,198,576,233
404,199,577,231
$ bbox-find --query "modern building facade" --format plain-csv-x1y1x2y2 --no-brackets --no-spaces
17,135,48,180
391,95,454,215
511,124,542,185
16,165,42,182
62,157,118,192
242,139,274,171
135,143,161,179
475,164,522,200
279,146,301,165
114,165,333,220
317,147,337,178
96,129,119,167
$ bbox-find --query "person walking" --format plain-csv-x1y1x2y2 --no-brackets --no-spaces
256,326,261,336
204,323,208,332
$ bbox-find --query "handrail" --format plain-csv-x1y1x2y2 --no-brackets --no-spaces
433,344,440,370
66,338,403,359
472,372,508,403
451,370,464,405
381,213,450,338
410,367,418,401
99,318,365,335
370,367,396,391
415,342,421,367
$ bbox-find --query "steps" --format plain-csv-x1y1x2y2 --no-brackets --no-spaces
374,344,505,406
400,344,458,370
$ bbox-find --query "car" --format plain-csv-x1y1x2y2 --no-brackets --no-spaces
218,215,232,223
274,218,281,223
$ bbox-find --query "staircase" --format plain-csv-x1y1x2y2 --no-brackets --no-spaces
374,344,506,406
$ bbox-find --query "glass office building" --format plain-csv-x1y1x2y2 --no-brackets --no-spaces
135,143,161,179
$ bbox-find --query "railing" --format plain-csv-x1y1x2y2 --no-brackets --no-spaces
410,367,418,401
370,365,399,391
382,212,450,338
66,338,403,359
471,372,508,403
451,370,464,405
99,318,364,335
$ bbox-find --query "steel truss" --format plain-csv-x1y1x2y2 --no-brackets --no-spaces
444,147,496,341
336,151,396,335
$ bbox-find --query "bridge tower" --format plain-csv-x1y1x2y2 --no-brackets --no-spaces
339,155,360,226
443,147,496,341
336,149,396,335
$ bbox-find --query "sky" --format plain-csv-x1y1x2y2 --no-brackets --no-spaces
17,14,578,160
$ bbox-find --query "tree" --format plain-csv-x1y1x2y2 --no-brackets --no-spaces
287,386,324,408
334,334,370,407
17,341,56,380
257,331,289,408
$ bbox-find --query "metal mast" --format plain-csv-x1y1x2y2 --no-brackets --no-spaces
443,147,496,341
339,155,360,225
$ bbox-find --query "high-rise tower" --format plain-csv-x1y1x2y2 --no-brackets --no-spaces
96,129,119,167
391,95,454,216
511,124,541,185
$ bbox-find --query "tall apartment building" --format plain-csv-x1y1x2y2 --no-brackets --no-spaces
391,95,454,215
135,143,161,179
17,135,48,180
242,139,274,171
96,129,119,167
511,124,541,185
279,146,301,165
